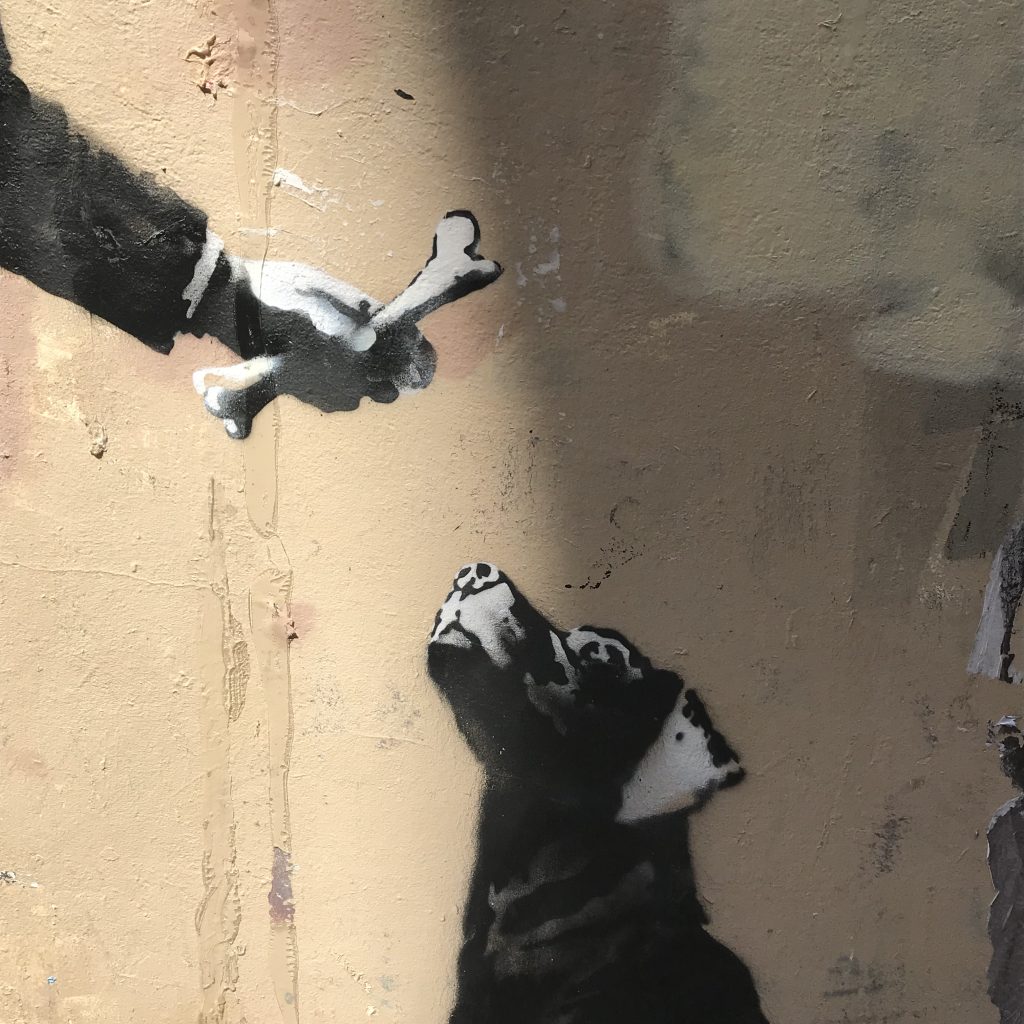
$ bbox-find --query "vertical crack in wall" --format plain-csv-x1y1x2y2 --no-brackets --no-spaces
229,1,299,1020
196,480,244,1024
249,556,298,1022
988,716,1024,1022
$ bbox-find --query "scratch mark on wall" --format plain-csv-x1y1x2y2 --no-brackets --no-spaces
0,559,208,592
225,611,250,723
250,566,299,1021
513,222,567,325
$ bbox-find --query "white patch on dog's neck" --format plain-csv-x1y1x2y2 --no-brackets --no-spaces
616,689,741,823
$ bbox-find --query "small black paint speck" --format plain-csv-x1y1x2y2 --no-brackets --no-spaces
675,732,684,741
394,88,415,101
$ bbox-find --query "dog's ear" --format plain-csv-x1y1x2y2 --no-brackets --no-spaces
616,683,744,823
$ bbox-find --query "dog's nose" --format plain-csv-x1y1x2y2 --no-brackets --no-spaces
452,562,503,593
426,639,477,686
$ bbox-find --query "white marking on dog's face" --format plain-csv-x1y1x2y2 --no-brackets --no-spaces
564,628,645,683
616,690,743,823
430,563,524,669
523,634,581,730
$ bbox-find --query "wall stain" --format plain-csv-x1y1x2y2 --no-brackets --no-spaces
269,845,295,924
564,497,644,590
821,955,908,1023
869,812,910,876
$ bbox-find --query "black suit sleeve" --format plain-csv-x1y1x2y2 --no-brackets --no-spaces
0,15,214,353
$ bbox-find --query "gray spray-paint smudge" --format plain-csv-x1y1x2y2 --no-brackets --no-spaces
269,846,295,925
870,814,909,876
970,523,1024,684
988,717,1024,1022
823,954,904,1000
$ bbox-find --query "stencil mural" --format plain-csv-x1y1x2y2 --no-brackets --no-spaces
427,563,769,1024
0,16,501,438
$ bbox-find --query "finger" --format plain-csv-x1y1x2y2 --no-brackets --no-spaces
192,355,278,397
241,259,382,337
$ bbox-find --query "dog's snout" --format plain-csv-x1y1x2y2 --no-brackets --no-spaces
452,562,503,594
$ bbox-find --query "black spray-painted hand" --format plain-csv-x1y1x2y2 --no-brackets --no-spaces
189,212,501,439
2,20,501,439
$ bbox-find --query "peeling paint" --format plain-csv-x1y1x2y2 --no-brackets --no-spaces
272,167,338,213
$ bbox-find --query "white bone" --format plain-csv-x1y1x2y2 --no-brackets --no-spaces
350,214,502,350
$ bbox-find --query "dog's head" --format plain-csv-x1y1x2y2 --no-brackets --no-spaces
427,563,744,821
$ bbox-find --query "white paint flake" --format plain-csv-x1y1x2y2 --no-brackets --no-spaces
272,168,338,212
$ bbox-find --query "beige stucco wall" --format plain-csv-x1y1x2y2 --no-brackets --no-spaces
1,1,1019,1021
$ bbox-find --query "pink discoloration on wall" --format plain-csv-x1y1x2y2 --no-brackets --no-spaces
3,745,49,779
269,845,296,925
429,304,507,381
286,600,316,639
276,0,368,88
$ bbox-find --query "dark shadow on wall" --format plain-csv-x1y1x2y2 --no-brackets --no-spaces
435,1,1018,1022
432,0,1015,614
427,4,785,1020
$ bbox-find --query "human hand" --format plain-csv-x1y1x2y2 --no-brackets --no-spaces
190,211,501,439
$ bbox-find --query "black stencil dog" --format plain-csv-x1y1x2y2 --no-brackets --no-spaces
427,563,770,1024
